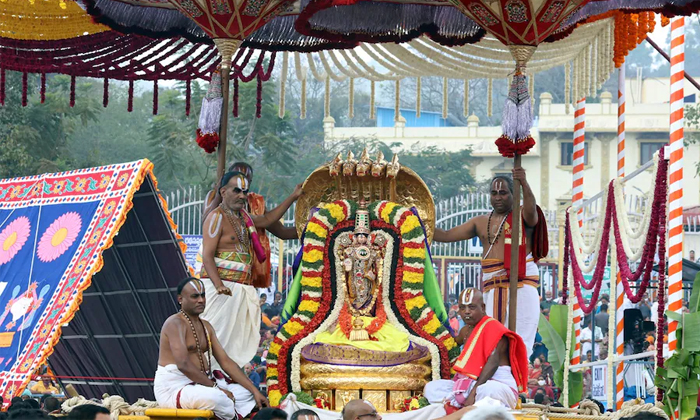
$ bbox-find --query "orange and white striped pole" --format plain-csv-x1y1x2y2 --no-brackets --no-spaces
615,65,626,410
571,97,586,370
668,16,685,353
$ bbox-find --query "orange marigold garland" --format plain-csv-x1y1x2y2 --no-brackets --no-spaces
613,11,657,69
338,293,387,338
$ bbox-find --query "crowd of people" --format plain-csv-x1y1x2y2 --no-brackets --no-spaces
0,395,109,420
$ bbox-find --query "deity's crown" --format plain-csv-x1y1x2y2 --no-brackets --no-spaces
354,200,370,235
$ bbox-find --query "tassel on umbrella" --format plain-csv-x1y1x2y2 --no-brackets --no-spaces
495,46,537,158
195,67,224,154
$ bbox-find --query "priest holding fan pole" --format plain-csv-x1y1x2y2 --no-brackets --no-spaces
433,48,548,359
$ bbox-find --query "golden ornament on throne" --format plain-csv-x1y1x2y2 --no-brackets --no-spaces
274,149,453,411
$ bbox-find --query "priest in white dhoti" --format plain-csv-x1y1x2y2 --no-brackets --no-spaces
424,289,528,412
433,170,548,357
154,277,268,419
199,171,301,367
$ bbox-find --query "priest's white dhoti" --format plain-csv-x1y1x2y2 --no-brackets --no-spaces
423,366,519,409
199,248,260,368
200,278,260,368
482,256,540,358
153,364,256,420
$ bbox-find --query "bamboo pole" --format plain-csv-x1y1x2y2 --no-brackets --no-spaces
508,154,522,331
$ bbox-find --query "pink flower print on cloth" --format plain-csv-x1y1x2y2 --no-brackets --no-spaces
37,212,82,262
0,217,31,265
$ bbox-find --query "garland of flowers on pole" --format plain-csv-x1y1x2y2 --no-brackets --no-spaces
568,185,608,273
564,149,668,314
612,148,667,304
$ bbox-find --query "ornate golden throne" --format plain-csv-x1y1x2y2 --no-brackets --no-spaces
266,150,460,411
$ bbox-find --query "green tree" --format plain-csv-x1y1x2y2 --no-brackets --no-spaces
0,72,102,177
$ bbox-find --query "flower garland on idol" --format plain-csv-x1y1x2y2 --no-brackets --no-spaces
266,200,458,406
368,201,460,367
266,200,355,407
564,148,668,314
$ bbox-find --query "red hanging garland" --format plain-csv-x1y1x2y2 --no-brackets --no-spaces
233,78,239,117
128,80,134,112
185,79,191,116
21,72,28,107
40,73,46,104
103,78,109,107
153,78,159,115
567,185,612,314
564,148,668,314
69,75,76,107
256,74,262,118
611,151,668,302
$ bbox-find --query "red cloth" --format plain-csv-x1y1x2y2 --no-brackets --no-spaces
249,193,272,288
503,205,549,278
453,316,529,393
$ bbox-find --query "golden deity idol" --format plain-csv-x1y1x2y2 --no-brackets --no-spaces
337,202,386,321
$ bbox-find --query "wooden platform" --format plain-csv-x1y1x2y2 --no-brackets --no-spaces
119,408,214,419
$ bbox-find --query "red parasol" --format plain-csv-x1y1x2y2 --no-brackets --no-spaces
157,0,295,178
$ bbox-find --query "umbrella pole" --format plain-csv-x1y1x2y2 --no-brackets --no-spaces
508,153,522,332
214,39,241,180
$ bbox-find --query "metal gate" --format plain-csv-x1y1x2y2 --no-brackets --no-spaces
166,189,560,300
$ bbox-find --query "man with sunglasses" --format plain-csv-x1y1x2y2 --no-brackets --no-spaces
200,171,302,367
197,162,300,289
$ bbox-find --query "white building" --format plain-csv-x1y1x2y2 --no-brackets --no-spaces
324,78,700,257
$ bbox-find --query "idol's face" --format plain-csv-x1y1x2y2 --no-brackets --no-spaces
490,179,513,214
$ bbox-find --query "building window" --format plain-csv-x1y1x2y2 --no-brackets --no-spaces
560,142,589,166
640,142,666,165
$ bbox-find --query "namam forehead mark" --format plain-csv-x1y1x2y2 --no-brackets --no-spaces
185,279,205,295
459,287,483,306
491,179,506,192
229,174,250,192
460,288,474,305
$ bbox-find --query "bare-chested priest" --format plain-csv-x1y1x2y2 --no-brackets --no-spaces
424,288,528,413
154,277,268,420
200,171,302,367
433,168,548,356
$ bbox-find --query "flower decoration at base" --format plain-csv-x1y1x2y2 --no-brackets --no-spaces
37,212,82,263
399,395,429,412
0,217,31,265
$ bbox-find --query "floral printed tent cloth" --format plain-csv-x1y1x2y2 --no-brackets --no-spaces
0,160,190,405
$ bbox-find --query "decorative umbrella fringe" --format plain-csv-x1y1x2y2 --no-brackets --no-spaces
297,0,486,46
86,0,209,43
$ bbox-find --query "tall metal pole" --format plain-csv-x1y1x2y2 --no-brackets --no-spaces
213,39,241,180
508,154,522,332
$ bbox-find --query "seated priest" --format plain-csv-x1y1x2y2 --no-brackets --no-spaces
424,288,528,411
154,277,268,420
